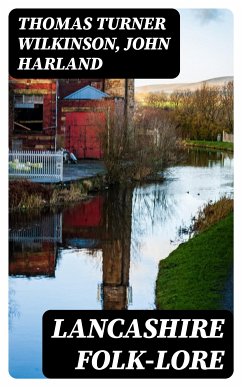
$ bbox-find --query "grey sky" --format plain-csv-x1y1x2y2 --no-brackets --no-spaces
135,9,233,86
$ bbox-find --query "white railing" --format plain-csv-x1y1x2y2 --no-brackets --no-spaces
9,150,63,182
9,213,62,243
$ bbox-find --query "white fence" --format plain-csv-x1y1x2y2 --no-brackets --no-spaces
9,150,63,182
9,213,62,243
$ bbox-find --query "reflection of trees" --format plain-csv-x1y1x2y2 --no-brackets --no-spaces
183,148,233,168
133,184,171,225
131,183,179,256
8,148,234,315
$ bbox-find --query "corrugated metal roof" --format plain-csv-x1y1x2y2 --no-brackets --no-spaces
64,85,109,100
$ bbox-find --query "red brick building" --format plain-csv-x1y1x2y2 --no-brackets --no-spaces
9,78,134,159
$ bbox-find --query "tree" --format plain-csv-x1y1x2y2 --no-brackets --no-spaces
171,82,234,141
91,100,182,183
220,81,233,134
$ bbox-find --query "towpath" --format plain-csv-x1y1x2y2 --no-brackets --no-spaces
63,160,106,182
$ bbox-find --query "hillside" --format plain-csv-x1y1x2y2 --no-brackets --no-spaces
135,76,233,95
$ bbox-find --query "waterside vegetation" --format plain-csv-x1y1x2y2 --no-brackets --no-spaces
156,197,233,310
185,140,233,152
9,176,106,211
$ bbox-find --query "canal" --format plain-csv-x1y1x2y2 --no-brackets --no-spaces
9,148,233,378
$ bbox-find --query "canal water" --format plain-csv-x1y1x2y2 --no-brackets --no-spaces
9,148,233,378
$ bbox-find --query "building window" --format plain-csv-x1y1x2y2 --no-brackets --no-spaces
14,95,44,107
14,95,44,131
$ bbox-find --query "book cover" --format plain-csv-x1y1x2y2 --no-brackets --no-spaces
1,1,240,385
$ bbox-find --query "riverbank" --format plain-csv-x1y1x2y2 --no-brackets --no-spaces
156,200,233,310
185,140,233,152
9,175,108,211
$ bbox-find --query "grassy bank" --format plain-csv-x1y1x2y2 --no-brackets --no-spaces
9,176,107,211
156,200,233,310
185,140,233,152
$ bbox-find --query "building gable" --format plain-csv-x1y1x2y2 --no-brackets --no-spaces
64,85,109,100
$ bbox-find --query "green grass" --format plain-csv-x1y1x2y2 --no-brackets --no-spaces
156,212,233,310
185,140,233,151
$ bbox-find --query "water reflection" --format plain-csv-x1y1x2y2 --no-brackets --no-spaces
102,188,132,309
9,188,133,311
9,148,234,308
9,211,61,277
9,148,234,377
184,147,233,167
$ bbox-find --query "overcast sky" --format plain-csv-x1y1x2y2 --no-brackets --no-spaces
135,9,233,87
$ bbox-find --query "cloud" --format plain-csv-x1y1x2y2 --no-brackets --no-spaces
194,9,223,24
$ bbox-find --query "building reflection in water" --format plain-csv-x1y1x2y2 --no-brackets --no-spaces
9,212,62,277
9,187,133,309
101,188,132,310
